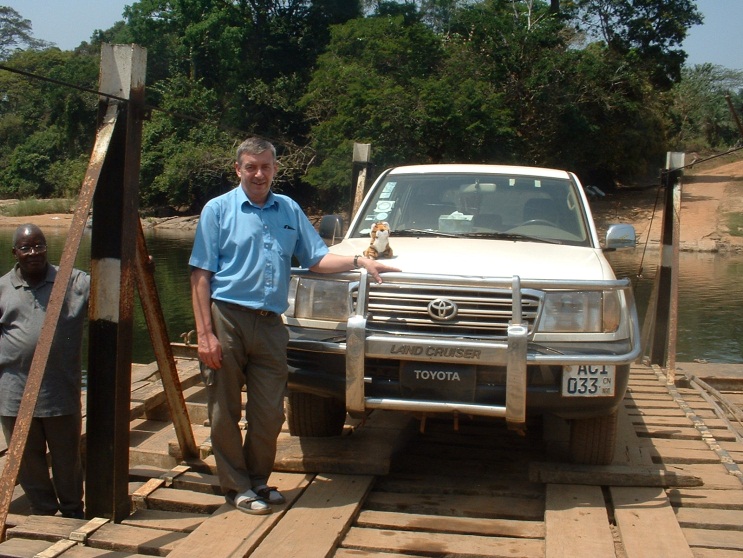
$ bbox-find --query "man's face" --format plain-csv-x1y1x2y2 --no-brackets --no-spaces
235,149,277,204
13,229,48,278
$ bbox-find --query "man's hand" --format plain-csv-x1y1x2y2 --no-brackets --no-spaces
197,331,222,370
310,253,401,283
360,257,401,284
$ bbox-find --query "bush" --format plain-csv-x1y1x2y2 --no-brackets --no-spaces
0,198,75,217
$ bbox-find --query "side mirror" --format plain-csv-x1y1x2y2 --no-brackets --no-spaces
318,215,343,245
605,224,636,250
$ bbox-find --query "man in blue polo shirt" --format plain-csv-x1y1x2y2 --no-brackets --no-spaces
190,137,399,514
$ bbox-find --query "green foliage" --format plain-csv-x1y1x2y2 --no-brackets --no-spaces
48,155,90,198
572,0,703,89
0,0,728,212
0,48,98,198
666,64,743,151
1,126,66,198
726,212,743,238
140,76,234,210
302,13,517,204
0,198,75,216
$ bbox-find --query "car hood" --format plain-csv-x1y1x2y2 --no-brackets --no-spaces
330,237,616,281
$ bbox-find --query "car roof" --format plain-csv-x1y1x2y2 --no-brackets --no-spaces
387,164,572,180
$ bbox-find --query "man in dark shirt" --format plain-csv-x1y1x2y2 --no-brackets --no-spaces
0,224,90,518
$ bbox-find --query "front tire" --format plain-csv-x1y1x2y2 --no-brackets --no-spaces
286,391,347,437
569,411,618,465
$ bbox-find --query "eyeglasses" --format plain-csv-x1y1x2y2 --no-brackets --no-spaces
15,244,47,255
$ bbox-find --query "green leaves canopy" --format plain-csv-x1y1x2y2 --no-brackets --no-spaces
0,0,731,210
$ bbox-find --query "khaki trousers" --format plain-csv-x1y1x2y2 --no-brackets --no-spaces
207,301,289,494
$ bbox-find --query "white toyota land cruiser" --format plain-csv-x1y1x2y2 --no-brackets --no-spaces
283,164,640,465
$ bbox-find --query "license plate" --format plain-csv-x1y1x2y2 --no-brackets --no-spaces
562,364,615,397
400,362,476,402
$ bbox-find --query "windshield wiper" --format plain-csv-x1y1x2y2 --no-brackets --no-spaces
394,228,459,238
461,231,560,244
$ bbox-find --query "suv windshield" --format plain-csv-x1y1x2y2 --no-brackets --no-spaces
351,172,592,246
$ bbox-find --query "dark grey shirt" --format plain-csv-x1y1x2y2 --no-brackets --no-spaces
0,264,90,417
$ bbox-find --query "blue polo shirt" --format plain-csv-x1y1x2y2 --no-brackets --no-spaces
189,186,328,314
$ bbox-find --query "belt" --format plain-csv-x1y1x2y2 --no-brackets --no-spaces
218,301,278,318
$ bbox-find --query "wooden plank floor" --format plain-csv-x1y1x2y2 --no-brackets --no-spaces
3,361,743,556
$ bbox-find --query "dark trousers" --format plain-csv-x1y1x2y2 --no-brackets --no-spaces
1,414,84,518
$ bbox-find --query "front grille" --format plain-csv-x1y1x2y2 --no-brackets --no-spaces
358,284,540,339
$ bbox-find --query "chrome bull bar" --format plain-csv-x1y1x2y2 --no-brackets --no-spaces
344,270,640,431
346,272,531,430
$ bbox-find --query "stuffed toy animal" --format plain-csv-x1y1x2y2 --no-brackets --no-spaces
363,221,394,259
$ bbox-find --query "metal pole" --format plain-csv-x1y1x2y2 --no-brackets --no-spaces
665,177,681,383
135,221,197,458
351,143,372,217
650,152,683,384
85,44,147,522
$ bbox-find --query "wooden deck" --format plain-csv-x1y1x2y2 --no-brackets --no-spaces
2,360,743,557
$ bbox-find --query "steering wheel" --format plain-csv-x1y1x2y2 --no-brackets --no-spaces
518,219,557,227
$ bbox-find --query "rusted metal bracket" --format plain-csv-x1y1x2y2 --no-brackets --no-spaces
131,478,166,510
161,464,191,487
69,517,110,543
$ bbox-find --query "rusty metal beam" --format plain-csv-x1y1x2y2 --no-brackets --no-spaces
135,221,198,458
650,153,683,379
0,103,120,541
85,44,147,522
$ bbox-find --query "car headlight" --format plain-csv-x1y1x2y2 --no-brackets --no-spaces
287,276,352,321
537,290,621,333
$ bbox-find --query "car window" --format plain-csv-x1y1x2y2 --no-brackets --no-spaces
352,172,591,246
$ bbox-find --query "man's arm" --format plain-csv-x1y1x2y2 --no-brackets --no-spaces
309,253,400,284
190,267,222,369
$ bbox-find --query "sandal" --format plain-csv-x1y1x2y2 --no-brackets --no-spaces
254,485,285,505
225,489,271,515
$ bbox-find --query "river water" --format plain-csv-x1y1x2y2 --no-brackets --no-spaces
0,227,741,365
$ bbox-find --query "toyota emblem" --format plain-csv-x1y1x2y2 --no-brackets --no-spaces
428,298,458,321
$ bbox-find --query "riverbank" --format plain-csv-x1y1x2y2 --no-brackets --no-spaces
1,154,741,251
590,154,743,253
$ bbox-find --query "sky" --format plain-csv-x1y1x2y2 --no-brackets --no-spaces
4,0,743,72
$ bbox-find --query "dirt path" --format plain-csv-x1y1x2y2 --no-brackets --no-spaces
585,153,743,253
680,156,743,252
1,154,742,251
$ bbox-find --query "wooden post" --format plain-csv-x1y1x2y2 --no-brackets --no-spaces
351,143,372,217
649,152,683,384
85,44,147,522
726,94,743,139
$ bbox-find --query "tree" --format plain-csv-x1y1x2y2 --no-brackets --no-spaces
0,6,50,60
139,75,233,211
0,48,99,198
572,0,703,89
301,9,523,205
667,64,743,150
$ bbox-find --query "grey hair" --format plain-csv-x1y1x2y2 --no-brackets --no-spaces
12,223,44,247
236,137,276,163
